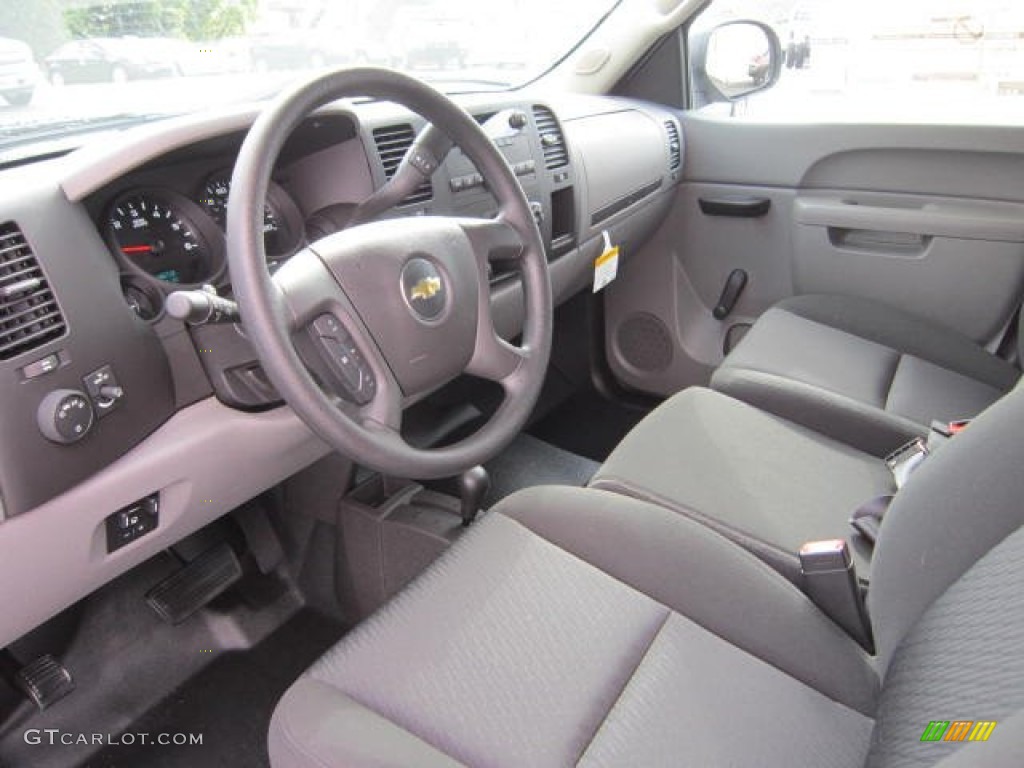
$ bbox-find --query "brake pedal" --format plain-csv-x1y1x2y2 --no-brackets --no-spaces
146,543,242,624
15,654,75,710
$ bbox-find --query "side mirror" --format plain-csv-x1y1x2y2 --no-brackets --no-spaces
691,21,781,109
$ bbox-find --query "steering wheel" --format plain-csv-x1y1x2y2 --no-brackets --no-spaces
226,68,552,478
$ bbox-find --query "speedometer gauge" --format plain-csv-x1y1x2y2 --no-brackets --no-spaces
106,190,222,285
197,171,302,259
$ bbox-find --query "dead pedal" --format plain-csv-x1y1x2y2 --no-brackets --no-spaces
146,542,242,624
15,654,75,710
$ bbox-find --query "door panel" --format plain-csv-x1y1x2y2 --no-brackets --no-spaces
604,116,1024,397
792,190,1024,341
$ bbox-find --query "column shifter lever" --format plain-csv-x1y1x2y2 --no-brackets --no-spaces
457,466,490,527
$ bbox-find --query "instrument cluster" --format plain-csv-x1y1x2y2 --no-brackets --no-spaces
101,170,304,320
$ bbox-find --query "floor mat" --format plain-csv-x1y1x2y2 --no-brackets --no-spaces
483,432,600,505
529,388,650,463
81,610,342,768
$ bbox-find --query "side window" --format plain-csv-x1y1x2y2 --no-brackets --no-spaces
689,0,1024,124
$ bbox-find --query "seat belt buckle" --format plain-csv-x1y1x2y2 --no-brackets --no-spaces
929,418,972,438
948,419,971,434
885,437,928,488
799,539,874,652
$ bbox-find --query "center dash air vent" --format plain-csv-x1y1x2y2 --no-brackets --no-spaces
664,119,681,172
371,124,433,206
531,106,569,170
0,222,66,361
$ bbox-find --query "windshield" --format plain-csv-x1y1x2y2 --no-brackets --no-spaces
0,0,616,152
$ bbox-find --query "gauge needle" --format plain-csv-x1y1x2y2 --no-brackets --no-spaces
121,245,153,254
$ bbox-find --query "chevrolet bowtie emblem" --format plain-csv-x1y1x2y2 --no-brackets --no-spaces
409,276,442,301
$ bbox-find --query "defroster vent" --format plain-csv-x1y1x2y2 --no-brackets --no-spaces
664,119,681,172
371,124,433,206
0,222,66,361
532,105,569,170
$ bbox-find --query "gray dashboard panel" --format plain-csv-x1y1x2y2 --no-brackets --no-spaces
0,172,176,515
568,110,667,224
61,107,262,202
0,398,327,649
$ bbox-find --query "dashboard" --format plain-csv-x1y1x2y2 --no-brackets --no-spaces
0,85,682,647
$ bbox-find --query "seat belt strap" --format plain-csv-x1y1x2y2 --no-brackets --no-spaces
849,494,894,545
854,420,970,546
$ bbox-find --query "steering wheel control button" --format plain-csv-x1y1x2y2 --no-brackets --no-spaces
401,258,447,322
312,314,345,339
37,389,95,444
83,364,124,417
105,493,159,553
311,314,376,405
21,353,60,380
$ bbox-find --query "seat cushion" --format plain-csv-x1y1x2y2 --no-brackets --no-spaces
269,487,877,768
711,294,1018,456
590,387,894,581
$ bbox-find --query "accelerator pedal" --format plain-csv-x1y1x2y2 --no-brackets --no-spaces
15,654,75,710
146,543,242,624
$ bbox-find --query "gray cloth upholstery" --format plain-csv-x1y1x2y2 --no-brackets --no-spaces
590,387,893,581
269,488,877,768
866,525,1024,768
504,487,879,716
867,379,1024,672
577,612,872,768
711,294,1018,456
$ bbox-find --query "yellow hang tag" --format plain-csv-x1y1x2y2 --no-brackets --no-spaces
593,230,619,293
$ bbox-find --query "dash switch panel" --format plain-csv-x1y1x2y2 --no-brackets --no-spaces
106,493,159,553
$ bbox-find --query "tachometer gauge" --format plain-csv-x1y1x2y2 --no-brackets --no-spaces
106,190,223,285
197,171,303,259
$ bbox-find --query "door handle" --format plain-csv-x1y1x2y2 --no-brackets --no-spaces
699,196,771,218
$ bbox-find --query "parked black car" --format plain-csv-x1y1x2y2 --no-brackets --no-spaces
249,32,349,72
44,38,179,85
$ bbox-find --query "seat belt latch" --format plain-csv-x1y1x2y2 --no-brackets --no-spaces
799,539,874,652
885,438,928,488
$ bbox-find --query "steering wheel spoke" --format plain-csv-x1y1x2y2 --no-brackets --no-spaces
460,216,526,264
467,328,529,386
459,216,532,386
270,247,398,419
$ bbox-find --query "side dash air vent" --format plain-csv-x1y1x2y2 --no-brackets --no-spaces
664,119,681,172
371,124,433,206
532,105,569,170
0,222,66,361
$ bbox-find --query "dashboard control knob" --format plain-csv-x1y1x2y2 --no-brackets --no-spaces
37,389,95,444
508,110,528,130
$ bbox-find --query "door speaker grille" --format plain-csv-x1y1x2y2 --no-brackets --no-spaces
616,313,672,372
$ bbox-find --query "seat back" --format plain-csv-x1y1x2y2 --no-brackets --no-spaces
866,385,1024,764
